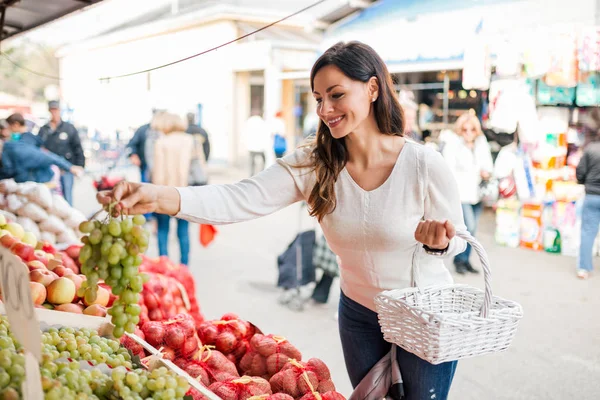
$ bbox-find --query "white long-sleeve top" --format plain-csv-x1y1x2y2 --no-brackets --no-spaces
176,141,467,311
442,134,494,205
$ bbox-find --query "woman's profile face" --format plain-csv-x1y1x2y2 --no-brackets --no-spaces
312,65,373,139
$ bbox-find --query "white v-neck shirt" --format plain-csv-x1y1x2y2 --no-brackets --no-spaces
176,141,467,311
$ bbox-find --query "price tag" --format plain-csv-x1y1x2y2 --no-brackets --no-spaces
0,246,41,360
22,352,43,399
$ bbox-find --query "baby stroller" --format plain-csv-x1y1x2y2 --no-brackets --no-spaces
276,203,316,311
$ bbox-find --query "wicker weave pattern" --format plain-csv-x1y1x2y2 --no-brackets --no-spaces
375,231,523,365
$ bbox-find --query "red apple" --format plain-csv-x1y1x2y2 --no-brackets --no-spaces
83,304,107,317
98,283,116,307
58,252,79,274
9,242,34,261
0,234,17,249
65,245,81,262
27,260,47,272
54,303,83,314
29,269,58,287
64,274,84,300
52,266,74,277
27,250,50,266
46,277,76,305
83,285,109,307
29,282,47,306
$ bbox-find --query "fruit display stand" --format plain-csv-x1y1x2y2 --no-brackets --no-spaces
0,180,346,399
0,251,221,400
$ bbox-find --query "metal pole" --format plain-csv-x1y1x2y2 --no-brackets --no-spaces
443,72,450,125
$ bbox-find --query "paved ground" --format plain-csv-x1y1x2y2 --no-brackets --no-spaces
75,165,600,400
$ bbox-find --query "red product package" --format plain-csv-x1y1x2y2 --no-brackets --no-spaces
269,359,335,399
177,345,239,386
239,334,302,379
298,392,346,400
140,314,201,361
198,313,256,364
209,376,272,400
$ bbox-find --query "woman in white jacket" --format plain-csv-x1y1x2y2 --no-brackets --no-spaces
442,112,494,274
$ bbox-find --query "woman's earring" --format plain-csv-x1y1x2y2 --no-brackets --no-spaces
372,98,376,102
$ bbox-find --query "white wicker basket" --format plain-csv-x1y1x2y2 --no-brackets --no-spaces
374,231,523,365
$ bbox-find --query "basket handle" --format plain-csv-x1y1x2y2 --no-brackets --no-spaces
411,230,492,318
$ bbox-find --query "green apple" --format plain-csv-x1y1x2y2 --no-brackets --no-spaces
21,232,37,247
4,223,24,240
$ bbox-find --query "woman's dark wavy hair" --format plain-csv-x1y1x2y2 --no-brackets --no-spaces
305,41,405,221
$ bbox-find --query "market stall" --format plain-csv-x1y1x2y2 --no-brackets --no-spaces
488,27,600,257
0,179,345,400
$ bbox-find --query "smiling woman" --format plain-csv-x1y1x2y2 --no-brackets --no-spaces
97,41,467,400
307,41,405,220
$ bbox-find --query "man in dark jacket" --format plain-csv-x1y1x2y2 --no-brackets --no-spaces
186,112,210,161
576,125,600,280
2,113,83,183
39,101,85,205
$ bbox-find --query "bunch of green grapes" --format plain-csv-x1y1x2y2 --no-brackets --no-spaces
79,214,150,338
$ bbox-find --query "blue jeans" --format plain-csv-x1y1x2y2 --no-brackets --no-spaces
338,292,458,399
156,214,190,265
578,194,600,272
454,202,483,264
140,166,153,221
60,172,74,206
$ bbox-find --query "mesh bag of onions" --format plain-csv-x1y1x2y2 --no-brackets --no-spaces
209,376,272,400
140,313,201,362
269,359,336,399
239,334,302,379
175,345,240,386
198,313,256,365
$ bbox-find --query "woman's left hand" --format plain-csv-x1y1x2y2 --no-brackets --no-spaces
414,219,456,250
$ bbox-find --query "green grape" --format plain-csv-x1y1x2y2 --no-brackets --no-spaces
124,322,136,334
108,253,121,266
112,326,125,339
122,265,137,279
136,234,149,247
130,225,144,239
121,218,134,234
127,243,140,256
89,229,103,245
97,259,109,271
121,290,138,305
79,221,95,234
84,287,97,304
100,241,112,256
132,215,146,226
113,314,128,327
121,255,135,268
110,267,123,279
129,276,143,292
112,285,124,296
125,304,141,316
108,220,122,237
78,245,92,263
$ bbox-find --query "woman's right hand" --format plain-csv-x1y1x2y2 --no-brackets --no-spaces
96,181,180,216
